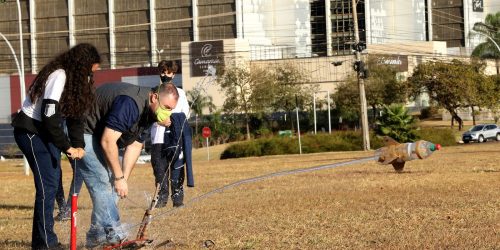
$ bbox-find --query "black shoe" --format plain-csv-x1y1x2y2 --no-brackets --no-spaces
155,200,167,208
55,210,70,222
171,181,184,207
172,193,184,207
172,201,184,207
50,243,66,250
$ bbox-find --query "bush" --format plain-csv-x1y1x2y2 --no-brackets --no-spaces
1,144,21,158
221,131,385,159
419,106,439,120
375,104,417,143
415,128,456,146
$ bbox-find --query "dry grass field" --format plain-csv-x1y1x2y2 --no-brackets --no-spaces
0,141,499,249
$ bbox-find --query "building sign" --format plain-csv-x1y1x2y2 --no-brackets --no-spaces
472,0,483,12
472,0,484,12
373,55,408,72
190,40,223,77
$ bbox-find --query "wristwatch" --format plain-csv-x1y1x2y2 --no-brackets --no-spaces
114,175,125,181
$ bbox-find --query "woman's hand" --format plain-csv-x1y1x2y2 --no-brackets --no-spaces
66,147,85,160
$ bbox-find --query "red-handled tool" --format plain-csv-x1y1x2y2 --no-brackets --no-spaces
70,193,78,250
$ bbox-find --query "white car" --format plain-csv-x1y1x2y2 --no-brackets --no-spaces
462,124,500,143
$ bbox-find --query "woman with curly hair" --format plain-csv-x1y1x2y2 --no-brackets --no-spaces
11,43,101,250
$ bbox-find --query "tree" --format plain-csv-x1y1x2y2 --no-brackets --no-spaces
463,60,497,125
487,75,500,123
365,57,408,120
471,12,500,74
334,57,408,125
259,63,317,130
375,104,417,143
218,63,317,139
332,79,360,125
406,60,492,130
187,89,215,135
217,64,271,140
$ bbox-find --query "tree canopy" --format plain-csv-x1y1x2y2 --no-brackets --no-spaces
406,59,494,130
217,62,317,139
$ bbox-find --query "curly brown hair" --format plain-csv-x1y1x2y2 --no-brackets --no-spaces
157,60,178,75
28,43,101,118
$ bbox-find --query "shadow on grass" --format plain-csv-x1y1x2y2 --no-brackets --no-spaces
0,204,33,210
0,240,31,249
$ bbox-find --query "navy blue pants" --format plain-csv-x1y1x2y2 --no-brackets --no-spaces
150,143,184,202
14,128,61,249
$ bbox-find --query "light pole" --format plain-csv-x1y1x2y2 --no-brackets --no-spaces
0,32,23,91
16,0,25,101
155,49,164,62
313,90,331,134
2,0,28,175
471,31,500,53
17,0,28,175
0,32,29,175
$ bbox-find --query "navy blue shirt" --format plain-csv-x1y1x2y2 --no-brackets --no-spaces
105,95,139,133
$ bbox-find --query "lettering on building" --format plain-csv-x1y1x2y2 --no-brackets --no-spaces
374,55,409,72
190,40,224,77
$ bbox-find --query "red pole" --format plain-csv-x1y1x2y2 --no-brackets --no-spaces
70,194,78,250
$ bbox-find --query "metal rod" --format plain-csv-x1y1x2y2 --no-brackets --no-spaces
313,93,317,134
296,107,302,155
327,90,331,134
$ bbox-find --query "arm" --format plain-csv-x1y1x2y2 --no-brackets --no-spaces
66,116,85,148
100,95,140,198
122,140,144,180
101,127,128,198
66,116,86,158
41,100,71,152
40,69,79,158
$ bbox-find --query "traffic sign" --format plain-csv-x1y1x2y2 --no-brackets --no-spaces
202,126,211,138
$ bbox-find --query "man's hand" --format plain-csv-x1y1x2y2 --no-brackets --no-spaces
157,117,171,127
114,178,128,198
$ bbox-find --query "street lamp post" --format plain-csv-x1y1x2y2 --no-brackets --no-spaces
156,49,164,62
2,0,28,175
17,0,28,175
16,0,25,103
472,31,500,53
0,32,29,175
313,90,331,134
0,32,23,89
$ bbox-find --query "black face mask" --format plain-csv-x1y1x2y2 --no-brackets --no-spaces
161,75,172,83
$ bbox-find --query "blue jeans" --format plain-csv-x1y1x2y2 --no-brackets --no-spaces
65,159,84,208
55,167,66,212
79,134,126,247
14,128,61,249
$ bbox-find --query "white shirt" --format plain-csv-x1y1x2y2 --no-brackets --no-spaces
21,69,66,121
150,87,190,144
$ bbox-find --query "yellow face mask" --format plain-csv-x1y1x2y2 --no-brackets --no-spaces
155,105,172,123
155,81,174,123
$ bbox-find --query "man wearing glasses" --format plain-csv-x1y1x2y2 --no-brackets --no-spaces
80,81,178,248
